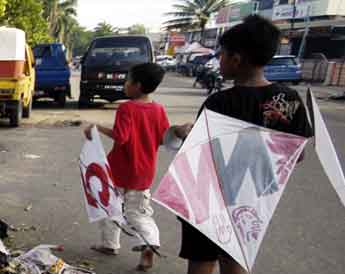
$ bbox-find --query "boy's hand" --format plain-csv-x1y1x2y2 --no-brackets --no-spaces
84,124,94,140
174,123,194,139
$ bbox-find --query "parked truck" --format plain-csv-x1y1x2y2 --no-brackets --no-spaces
0,27,35,127
33,43,71,107
79,35,154,107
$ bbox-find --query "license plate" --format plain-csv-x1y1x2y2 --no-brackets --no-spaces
104,85,123,91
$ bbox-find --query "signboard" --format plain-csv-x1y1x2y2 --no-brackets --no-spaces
259,0,275,10
216,2,255,26
216,6,231,24
230,2,255,22
272,3,312,20
169,33,186,47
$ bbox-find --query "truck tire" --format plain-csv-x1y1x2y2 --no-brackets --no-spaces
9,100,22,127
55,92,66,108
78,95,90,108
23,98,32,118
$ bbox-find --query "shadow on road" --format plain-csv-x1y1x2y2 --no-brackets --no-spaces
32,100,121,111
159,90,206,97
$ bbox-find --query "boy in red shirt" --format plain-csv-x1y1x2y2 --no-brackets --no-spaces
84,63,169,271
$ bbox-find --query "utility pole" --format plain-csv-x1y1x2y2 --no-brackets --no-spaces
288,0,297,55
290,0,297,33
297,6,311,59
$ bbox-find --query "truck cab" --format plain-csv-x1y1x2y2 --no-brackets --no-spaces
79,35,154,107
0,28,35,127
33,43,71,107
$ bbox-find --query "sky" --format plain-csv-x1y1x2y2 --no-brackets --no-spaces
77,0,176,32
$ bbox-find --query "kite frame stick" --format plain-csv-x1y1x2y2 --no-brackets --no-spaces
203,110,252,274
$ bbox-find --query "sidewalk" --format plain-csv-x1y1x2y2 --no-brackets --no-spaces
295,83,345,99
168,72,345,101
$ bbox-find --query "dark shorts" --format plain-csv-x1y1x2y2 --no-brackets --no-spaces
179,219,231,261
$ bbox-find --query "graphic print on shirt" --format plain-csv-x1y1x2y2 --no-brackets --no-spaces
262,93,300,127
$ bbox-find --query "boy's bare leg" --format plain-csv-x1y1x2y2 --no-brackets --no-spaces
219,256,247,274
136,247,154,272
187,260,217,274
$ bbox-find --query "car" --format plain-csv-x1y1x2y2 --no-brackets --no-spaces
33,43,71,107
79,35,154,107
264,55,302,85
156,55,177,70
190,54,213,76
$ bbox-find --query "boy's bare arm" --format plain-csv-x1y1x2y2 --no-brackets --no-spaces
172,123,194,139
84,124,113,140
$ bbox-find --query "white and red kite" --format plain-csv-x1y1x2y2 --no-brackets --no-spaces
153,89,345,272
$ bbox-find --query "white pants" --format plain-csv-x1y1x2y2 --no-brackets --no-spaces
98,189,160,251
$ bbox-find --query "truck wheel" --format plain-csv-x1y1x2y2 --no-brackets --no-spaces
55,93,66,108
78,95,90,108
9,101,22,127
23,98,32,118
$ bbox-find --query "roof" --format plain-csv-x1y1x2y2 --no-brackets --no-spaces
93,35,150,40
34,42,64,47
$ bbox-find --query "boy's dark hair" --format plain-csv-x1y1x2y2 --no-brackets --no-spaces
219,15,281,66
128,63,165,94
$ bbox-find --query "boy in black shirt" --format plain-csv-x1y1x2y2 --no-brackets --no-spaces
172,15,312,274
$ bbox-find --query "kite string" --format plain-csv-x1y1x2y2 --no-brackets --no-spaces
203,110,252,274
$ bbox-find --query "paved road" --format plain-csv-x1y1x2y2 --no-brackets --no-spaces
0,73,345,274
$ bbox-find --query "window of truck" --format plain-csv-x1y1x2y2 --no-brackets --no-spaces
85,37,152,66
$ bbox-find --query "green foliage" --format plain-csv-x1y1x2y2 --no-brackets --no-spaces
128,24,147,35
164,0,229,32
1,0,51,46
0,0,6,17
42,0,78,42
0,0,143,58
70,26,93,56
94,21,118,38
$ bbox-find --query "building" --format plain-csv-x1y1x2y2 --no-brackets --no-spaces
214,0,345,58
260,0,345,58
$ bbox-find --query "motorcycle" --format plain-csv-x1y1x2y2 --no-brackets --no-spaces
205,67,224,95
193,58,224,95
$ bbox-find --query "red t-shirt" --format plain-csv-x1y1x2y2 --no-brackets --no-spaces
107,100,170,190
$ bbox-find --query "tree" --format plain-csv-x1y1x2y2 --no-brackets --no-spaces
128,24,147,35
164,0,229,32
42,0,78,42
0,0,6,18
94,21,118,37
71,26,93,56
1,0,51,45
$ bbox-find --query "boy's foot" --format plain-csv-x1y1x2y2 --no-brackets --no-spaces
90,245,119,256
136,264,151,272
136,248,154,272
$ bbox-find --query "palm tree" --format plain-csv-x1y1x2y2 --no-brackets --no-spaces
164,0,229,32
94,21,118,37
42,0,77,40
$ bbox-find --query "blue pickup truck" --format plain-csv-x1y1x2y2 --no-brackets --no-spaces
33,43,71,107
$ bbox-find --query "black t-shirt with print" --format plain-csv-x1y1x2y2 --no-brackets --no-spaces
198,83,312,138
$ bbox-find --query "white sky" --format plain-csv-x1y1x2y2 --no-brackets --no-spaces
77,0,176,32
